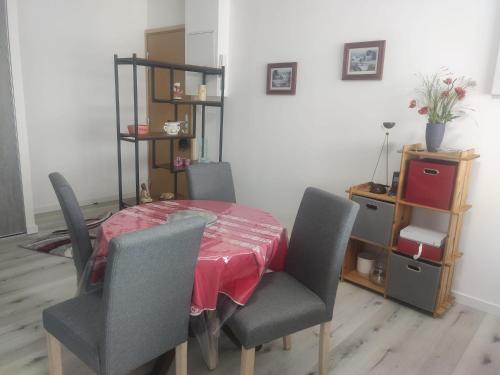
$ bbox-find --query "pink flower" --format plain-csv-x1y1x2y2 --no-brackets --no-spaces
455,87,466,100
418,107,429,115
441,91,449,97
409,99,417,108
443,78,453,85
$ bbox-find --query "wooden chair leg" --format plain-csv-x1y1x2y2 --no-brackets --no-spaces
240,346,255,375
46,331,63,375
282,335,292,350
319,322,331,375
175,341,187,375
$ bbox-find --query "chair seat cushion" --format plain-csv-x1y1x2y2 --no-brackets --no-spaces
227,272,327,348
43,290,103,372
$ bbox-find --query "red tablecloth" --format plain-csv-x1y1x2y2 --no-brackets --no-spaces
90,200,288,315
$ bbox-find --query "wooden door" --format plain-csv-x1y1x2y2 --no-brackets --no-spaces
146,27,192,199
0,0,26,237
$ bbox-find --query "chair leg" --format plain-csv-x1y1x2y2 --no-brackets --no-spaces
46,331,63,375
319,322,331,375
175,341,188,375
240,346,255,375
282,335,292,350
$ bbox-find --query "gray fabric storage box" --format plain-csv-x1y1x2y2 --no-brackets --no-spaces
351,195,395,246
386,252,441,312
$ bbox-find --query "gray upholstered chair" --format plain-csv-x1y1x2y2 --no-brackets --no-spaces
227,187,359,375
43,218,206,375
186,162,236,202
49,172,94,286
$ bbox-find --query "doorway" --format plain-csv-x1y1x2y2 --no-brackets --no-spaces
145,26,193,199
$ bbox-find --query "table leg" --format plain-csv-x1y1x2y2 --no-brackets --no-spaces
204,310,219,370
191,310,220,370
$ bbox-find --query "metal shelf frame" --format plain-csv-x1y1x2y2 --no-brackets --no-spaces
114,53,225,209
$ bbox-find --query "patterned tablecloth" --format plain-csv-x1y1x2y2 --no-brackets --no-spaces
89,200,288,315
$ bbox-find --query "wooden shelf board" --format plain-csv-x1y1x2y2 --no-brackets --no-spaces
343,270,385,294
120,132,195,141
390,247,444,266
349,183,396,203
350,235,391,250
399,148,479,161
153,98,222,107
397,199,471,214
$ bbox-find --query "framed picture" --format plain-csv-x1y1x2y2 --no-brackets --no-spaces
267,62,298,95
342,40,386,80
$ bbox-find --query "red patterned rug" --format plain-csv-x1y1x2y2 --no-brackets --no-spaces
20,212,113,258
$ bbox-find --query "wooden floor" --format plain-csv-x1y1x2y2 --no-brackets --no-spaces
1,202,499,375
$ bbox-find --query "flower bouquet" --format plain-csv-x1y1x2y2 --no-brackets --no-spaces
409,69,475,151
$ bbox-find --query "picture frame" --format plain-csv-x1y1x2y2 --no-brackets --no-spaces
342,40,386,80
266,62,298,95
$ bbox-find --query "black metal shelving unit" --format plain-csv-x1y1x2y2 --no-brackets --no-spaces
114,54,225,209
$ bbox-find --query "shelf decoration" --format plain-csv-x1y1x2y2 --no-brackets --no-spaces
342,40,385,80
266,62,298,95
408,69,475,151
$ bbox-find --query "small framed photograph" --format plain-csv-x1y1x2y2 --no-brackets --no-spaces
267,62,298,95
342,40,386,80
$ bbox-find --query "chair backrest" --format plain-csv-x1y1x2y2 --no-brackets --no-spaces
285,187,359,319
49,172,93,284
99,218,205,375
186,162,236,202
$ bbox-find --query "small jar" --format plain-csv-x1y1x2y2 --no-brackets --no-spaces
369,260,386,286
198,84,207,101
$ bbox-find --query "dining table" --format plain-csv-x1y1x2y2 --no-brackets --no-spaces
80,199,288,369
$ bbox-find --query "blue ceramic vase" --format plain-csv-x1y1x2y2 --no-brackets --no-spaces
425,123,445,152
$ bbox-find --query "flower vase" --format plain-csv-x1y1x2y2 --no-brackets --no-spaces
425,123,445,152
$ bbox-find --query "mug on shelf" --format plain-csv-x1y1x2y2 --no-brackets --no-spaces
163,121,182,135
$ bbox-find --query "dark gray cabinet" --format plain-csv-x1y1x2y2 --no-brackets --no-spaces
0,0,26,237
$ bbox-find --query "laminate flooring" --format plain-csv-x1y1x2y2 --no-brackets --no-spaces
0,202,499,375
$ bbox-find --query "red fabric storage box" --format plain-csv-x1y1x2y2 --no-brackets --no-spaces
405,159,458,210
397,225,447,262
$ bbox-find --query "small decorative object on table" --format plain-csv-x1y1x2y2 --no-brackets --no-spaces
140,183,153,204
409,69,475,152
173,82,183,100
369,121,396,194
198,84,207,101
342,40,385,80
266,62,298,95
388,172,400,196
159,192,175,201
173,156,184,170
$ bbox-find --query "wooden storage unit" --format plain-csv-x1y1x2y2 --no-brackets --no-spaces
341,143,479,316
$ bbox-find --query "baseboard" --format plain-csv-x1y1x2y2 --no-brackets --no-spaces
34,193,135,214
453,290,500,316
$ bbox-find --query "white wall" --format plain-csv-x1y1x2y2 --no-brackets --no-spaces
17,0,148,213
147,0,184,29
225,0,500,312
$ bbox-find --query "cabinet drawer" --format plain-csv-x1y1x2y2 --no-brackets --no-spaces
351,195,394,246
386,252,441,312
